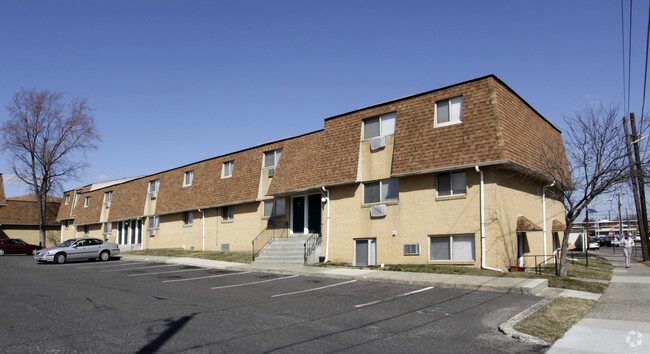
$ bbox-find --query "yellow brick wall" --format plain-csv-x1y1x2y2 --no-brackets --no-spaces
360,135,394,181
2,226,59,247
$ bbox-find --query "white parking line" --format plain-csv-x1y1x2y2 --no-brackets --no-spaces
77,262,142,269
100,264,180,272
272,279,357,297
163,271,252,283
128,268,206,277
211,275,299,290
354,287,434,308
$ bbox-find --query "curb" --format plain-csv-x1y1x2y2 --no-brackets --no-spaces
498,297,553,346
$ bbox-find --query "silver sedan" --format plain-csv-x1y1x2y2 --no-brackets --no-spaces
34,237,120,264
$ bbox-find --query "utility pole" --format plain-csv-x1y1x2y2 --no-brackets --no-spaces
624,114,650,261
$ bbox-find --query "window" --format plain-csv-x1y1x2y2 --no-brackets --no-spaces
437,171,466,197
83,225,89,235
84,196,90,208
435,96,463,126
65,195,70,205
104,191,112,208
430,235,475,261
183,211,193,226
64,220,69,230
404,244,420,256
149,179,160,199
263,199,285,217
183,171,194,187
222,161,234,178
364,179,399,204
222,206,234,221
103,222,112,234
363,112,396,139
264,149,282,168
148,215,160,229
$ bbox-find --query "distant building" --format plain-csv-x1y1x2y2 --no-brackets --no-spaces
0,174,61,246
57,75,569,271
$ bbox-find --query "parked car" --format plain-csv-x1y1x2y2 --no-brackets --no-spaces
0,239,43,255
588,237,600,251
34,237,120,264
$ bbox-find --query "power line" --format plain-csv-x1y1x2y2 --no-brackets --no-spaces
622,0,628,115
642,1,650,119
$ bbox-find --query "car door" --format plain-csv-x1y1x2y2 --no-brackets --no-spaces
86,239,102,258
67,240,89,260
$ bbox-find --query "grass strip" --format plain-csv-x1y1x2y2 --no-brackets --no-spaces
514,297,595,343
123,249,252,263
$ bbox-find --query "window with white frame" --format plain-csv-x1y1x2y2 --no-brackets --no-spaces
65,195,70,205
222,160,234,178
364,179,399,204
263,199,285,217
103,222,112,234
430,234,475,261
104,191,112,208
183,211,193,226
84,196,90,208
264,149,282,168
437,171,466,197
363,112,396,139
149,179,160,192
148,215,160,229
222,206,234,221
435,96,463,127
183,171,194,187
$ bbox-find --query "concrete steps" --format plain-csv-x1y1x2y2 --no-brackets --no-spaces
253,235,314,265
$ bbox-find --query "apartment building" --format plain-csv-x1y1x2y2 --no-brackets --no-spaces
0,174,61,246
57,75,569,271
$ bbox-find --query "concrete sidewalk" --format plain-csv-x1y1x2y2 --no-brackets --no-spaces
548,249,650,353
120,254,548,295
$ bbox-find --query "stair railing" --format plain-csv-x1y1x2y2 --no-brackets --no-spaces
303,233,322,264
251,220,289,261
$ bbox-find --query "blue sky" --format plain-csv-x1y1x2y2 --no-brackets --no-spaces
1,0,648,218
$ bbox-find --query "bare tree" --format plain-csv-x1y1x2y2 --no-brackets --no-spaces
537,103,628,278
1,89,100,247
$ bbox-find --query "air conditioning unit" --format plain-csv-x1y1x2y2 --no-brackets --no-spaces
149,229,156,237
370,204,387,217
149,191,158,199
267,168,275,177
370,136,386,151
404,244,420,256
104,202,111,209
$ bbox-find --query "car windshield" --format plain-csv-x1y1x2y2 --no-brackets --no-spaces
57,239,77,247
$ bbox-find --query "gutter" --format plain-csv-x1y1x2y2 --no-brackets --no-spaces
475,166,503,273
321,186,331,262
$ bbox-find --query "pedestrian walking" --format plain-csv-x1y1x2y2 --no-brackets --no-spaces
622,234,635,268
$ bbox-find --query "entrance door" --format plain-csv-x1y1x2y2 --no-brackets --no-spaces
292,197,305,234
292,194,322,234
307,194,321,234
355,239,376,266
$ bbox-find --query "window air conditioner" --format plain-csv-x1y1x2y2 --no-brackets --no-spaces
104,202,111,209
370,136,386,151
370,204,387,217
268,168,275,178
149,191,158,199
149,229,156,237
404,244,420,256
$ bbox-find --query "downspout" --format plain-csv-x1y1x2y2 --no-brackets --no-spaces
542,181,555,265
321,186,331,262
198,209,205,251
475,166,503,273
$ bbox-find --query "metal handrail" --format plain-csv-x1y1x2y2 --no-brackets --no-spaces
303,233,322,264
517,254,558,276
251,220,289,261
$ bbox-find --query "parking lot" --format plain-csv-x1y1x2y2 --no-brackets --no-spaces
0,256,546,353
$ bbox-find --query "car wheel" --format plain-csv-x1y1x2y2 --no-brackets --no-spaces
54,253,66,264
31,248,38,255
99,251,110,261
0,249,5,256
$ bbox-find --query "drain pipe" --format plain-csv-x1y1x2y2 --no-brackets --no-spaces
475,166,503,273
542,181,555,265
198,208,205,251
321,186,331,262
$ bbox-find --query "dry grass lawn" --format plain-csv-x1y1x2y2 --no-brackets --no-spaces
514,297,595,343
